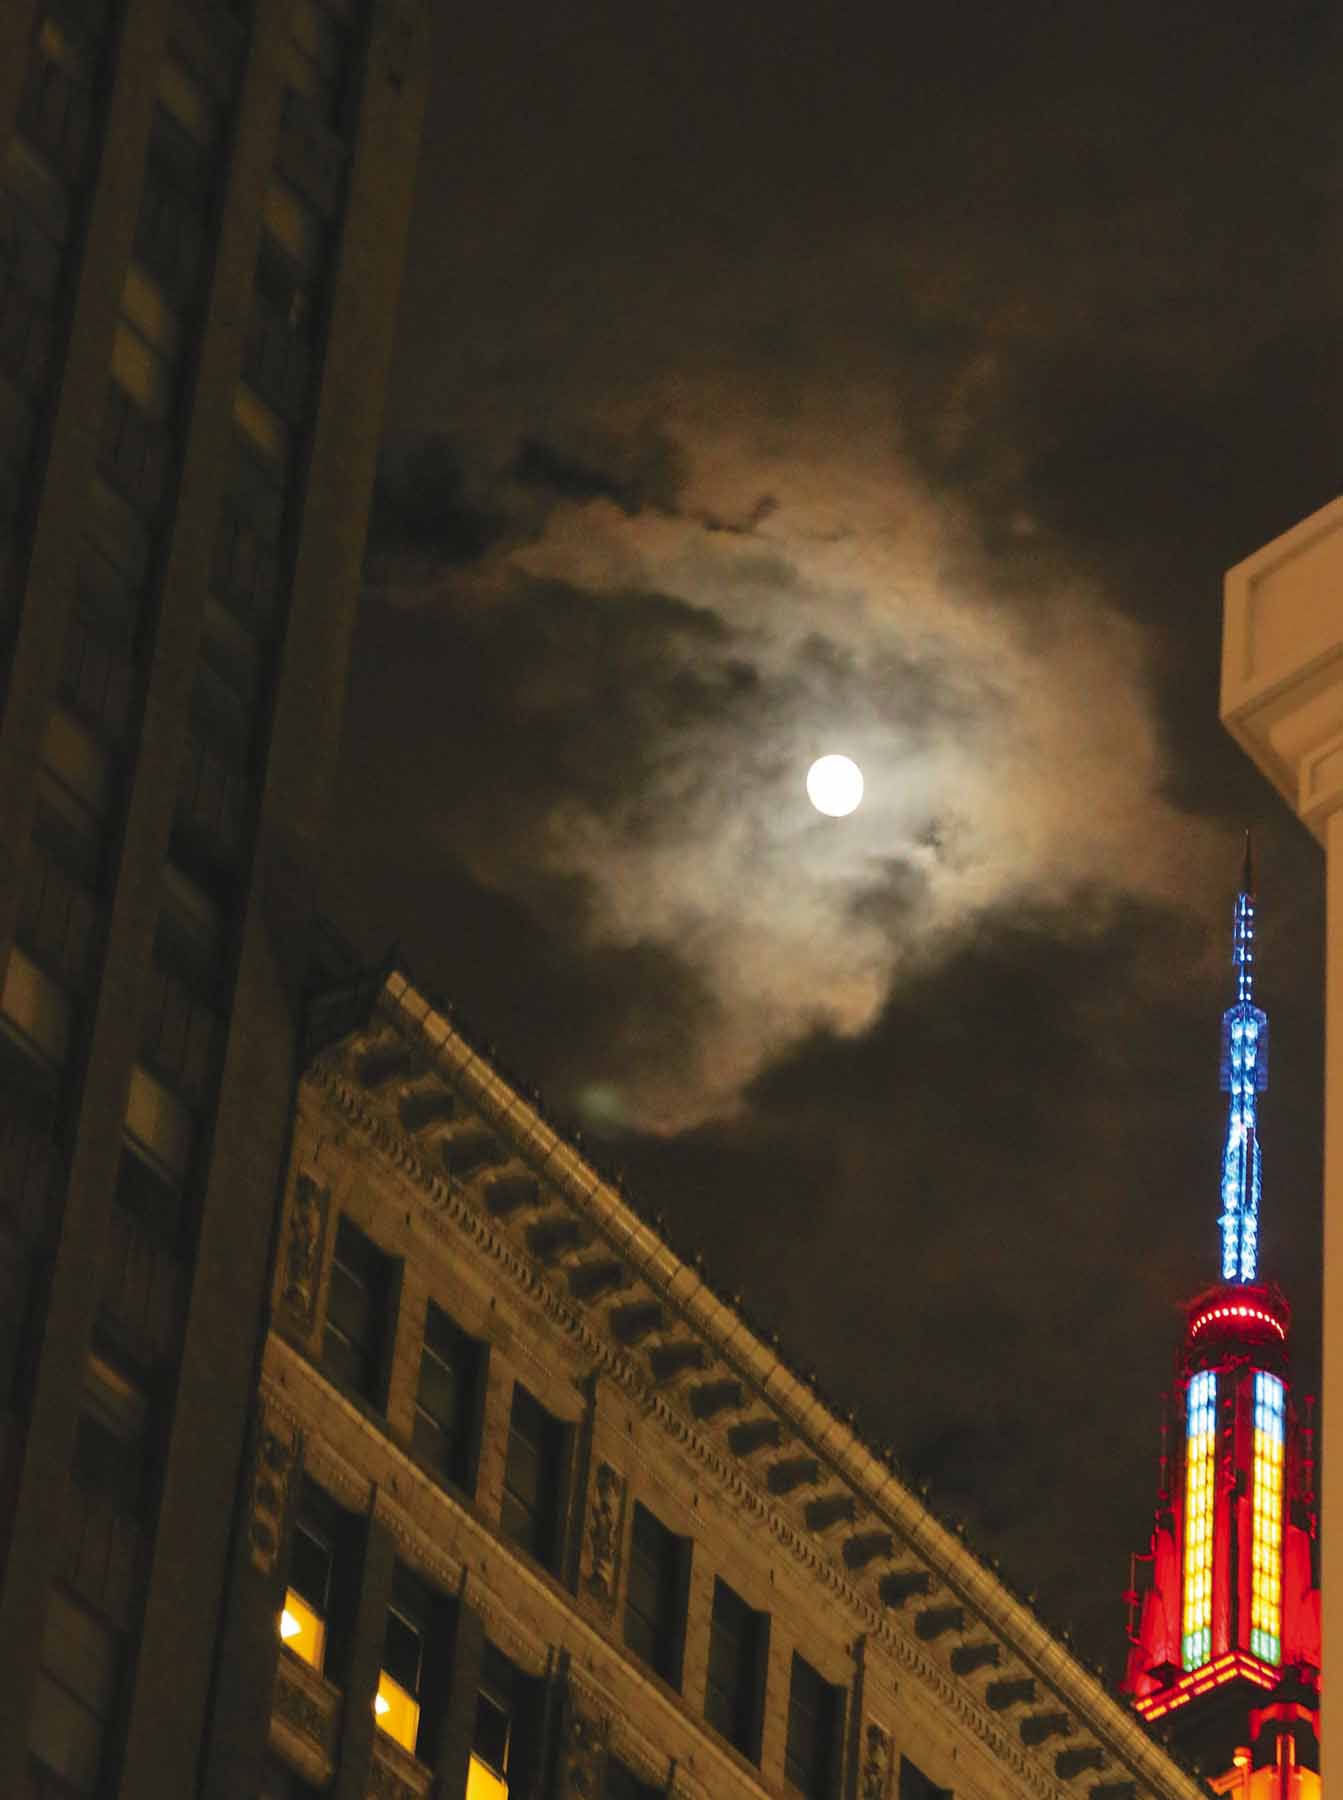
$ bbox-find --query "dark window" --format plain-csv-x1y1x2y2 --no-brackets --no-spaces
383,1604,422,1697
785,1653,841,1798
623,1501,688,1686
472,1643,544,1795
322,1215,394,1404
606,1760,663,1800
705,1578,767,1760
289,1516,331,1617
899,1757,952,1800
413,1301,482,1492
500,1383,566,1570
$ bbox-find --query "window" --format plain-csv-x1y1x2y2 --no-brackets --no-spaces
899,1758,952,1800
785,1653,841,1798
623,1502,688,1686
468,1643,540,1800
500,1383,567,1570
322,1215,394,1403
606,1761,663,1800
375,1600,422,1755
705,1578,767,1760
413,1301,483,1491
280,1479,348,1675
281,1527,331,1671
29,1586,121,1794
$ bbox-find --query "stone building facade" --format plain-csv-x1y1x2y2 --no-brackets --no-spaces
237,965,1211,1800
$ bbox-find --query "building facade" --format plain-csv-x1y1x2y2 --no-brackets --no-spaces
0,3,431,1794
233,963,1212,1800
1120,860,1320,1795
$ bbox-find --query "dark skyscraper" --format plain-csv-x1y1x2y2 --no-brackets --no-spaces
0,4,430,1793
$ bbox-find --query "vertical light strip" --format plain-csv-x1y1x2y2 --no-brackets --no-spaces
1250,1370,1285,1663
1182,1370,1216,1669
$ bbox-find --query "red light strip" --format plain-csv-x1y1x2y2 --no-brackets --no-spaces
1136,1652,1278,1719
1189,1303,1285,1341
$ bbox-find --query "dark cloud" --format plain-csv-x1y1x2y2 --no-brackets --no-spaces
328,0,1334,1677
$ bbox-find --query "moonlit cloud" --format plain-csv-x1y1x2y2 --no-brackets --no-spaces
366,401,1227,1130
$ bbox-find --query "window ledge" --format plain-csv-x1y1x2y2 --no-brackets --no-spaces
270,1644,341,1787
370,1727,433,1799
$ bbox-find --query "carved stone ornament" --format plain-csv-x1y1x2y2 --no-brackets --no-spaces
559,1687,608,1800
368,1737,431,1800
249,1414,298,1575
861,1721,893,1800
582,1461,626,1609
282,1172,329,1327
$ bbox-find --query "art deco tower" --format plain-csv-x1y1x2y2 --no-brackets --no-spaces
1122,849,1321,1795
0,5,430,1795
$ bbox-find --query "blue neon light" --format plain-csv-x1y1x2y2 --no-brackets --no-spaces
1218,887,1268,1283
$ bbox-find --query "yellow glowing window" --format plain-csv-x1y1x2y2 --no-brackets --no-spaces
374,1671,420,1753
1182,1369,1216,1669
467,1754,509,1800
1250,1371,1285,1664
279,1590,325,1670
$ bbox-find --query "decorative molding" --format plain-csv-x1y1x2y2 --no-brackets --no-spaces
270,1648,339,1786
281,1171,329,1328
248,1410,298,1575
861,1721,893,1800
558,1677,608,1800
582,1460,626,1611
368,1731,432,1799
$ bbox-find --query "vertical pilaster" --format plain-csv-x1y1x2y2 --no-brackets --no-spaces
0,1,176,1780
1321,806,1343,1799
428,1598,486,1798
197,1408,300,1800
122,0,432,1789
759,1616,791,1792
331,1509,397,1800
0,4,40,168
0,0,168,956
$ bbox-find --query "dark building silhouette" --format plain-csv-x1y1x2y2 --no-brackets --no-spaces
0,4,430,1794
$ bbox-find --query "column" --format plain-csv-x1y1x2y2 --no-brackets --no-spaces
1221,494,1343,1796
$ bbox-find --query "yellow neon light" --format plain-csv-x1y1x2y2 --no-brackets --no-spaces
1182,1370,1216,1669
1250,1371,1284,1664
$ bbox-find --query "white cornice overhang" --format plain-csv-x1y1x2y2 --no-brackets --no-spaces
312,968,1205,1800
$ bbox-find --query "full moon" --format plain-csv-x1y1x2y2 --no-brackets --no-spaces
806,754,864,817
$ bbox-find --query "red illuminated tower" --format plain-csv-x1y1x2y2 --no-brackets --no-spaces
1121,846,1320,1794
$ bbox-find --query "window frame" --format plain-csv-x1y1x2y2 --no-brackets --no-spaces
784,1650,842,1798
622,1499,689,1688
412,1299,485,1496
499,1381,569,1573
321,1212,397,1408
705,1576,768,1762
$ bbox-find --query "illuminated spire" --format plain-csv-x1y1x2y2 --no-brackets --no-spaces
1218,833,1269,1282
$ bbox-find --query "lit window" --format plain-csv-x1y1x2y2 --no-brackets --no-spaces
279,1592,324,1669
375,1605,422,1754
468,1682,511,1799
280,1515,332,1671
1250,1370,1285,1664
1181,1370,1216,1670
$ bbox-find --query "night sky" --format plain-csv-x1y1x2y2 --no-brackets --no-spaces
322,3,1340,1675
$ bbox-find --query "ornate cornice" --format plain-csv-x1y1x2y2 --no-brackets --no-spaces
304,994,1196,1800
